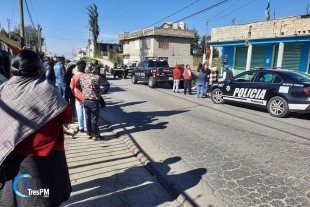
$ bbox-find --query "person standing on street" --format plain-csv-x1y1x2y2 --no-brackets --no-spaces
54,57,67,99
208,67,219,96
203,63,211,96
0,50,72,207
183,64,192,95
223,65,233,81
76,63,108,140
196,67,206,98
70,61,87,132
43,57,56,85
65,62,77,119
172,64,182,93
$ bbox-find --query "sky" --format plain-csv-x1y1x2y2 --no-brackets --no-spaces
0,0,309,59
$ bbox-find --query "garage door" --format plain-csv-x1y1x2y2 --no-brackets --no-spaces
234,47,247,75
251,46,266,69
273,45,301,70
123,55,130,65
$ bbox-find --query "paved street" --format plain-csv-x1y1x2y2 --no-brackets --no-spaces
100,74,310,207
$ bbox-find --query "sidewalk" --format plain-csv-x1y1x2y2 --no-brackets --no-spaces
61,117,180,207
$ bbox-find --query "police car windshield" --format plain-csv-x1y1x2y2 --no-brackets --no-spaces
149,61,168,67
285,72,310,83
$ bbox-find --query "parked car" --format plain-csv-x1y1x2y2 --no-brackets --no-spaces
210,69,310,118
131,59,176,88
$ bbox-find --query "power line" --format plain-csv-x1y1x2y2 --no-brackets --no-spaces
209,0,257,22
101,0,129,19
209,0,242,20
11,0,16,21
173,0,230,23
24,0,36,28
29,0,39,24
102,0,135,22
146,0,200,27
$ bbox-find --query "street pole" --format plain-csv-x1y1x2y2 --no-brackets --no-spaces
203,20,208,64
88,27,90,58
38,24,42,52
7,19,11,38
19,0,25,47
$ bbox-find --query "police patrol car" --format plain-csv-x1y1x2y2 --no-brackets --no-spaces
210,69,310,118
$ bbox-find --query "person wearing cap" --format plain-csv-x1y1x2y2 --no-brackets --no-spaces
223,65,233,81
76,63,109,140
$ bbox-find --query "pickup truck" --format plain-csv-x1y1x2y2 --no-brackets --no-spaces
131,59,175,88
110,61,138,79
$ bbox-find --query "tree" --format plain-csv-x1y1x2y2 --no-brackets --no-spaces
190,29,202,57
0,28,9,37
10,25,44,52
87,3,100,57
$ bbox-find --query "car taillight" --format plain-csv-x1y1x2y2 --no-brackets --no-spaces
304,88,310,94
155,70,160,76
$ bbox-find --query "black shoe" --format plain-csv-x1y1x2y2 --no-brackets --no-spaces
79,129,85,133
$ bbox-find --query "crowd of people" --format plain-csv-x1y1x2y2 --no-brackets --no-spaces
172,62,233,98
0,49,110,206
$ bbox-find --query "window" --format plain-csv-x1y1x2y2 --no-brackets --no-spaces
158,37,169,49
124,41,129,50
285,71,310,83
254,72,277,83
145,38,151,49
135,40,140,50
138,61,145,67
159,57,168,61
233,71,256,82
273,76,283,84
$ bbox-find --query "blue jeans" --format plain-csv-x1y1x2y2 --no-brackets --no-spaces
75,100,87,130
196,82,205,98
203,82,209,95
184,80,191,94
173,80,180,92
57,81,66,99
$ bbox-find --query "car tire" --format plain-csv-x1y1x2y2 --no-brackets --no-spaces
267,96,290,118
131,75,137,84
211,88,225,104
148,77,156,88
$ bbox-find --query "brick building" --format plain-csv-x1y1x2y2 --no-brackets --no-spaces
209,15,310,75
118,22,195,67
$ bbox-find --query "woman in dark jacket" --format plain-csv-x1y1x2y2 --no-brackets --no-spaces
64,62,77,117
0,50,72,207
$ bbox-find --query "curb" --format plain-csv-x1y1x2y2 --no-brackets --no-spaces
108,125,196,207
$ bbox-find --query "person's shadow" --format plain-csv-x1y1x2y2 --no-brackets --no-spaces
61,157,207,207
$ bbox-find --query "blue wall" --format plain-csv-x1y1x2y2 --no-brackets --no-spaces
221,46,234,74
264,45,274,68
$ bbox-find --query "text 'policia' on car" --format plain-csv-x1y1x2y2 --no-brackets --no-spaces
210,68,310,118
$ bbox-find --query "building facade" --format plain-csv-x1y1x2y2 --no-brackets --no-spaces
118,22,195,67
209,15,310,75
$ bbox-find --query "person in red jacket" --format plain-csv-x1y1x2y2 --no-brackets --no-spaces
0,50,72,207
172,64,182,93
183,64,192,95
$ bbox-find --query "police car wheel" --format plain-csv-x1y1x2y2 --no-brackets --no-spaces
148,77,156,88
211,88,225,104
131,75,137,84
267,96,290,118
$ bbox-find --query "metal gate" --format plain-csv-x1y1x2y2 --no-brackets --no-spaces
234,47,247,75
251,46,266,69
273,45,301,70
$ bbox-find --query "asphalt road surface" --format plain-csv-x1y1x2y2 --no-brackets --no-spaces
101,74,310,207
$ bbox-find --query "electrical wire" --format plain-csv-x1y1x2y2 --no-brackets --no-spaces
102,0,135,22
209,0,257,22
24,0,36,29
146,0,200,27
101,0,129,19
29,0,39,24
209,0,242,20
173,0,230,23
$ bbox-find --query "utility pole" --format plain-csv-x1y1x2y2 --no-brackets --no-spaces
306,3,309,15
19,0,25,47
44,43,46,56
88,27,91,57
274,9,276,19
38,24,42,52
7,19,11,38
203,20,208,64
